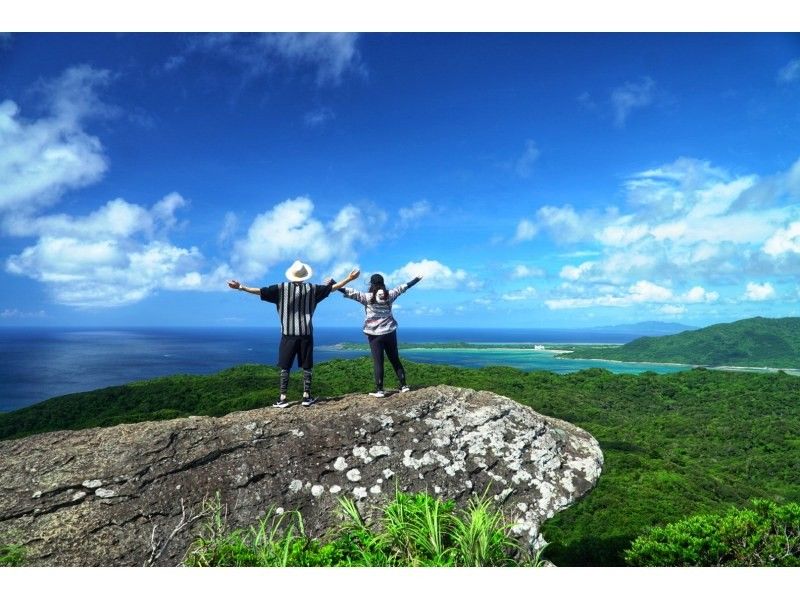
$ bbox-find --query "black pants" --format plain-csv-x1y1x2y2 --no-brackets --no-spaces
278,335,313,395
367,330,406,391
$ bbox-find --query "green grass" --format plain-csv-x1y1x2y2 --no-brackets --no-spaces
184,489,540,567
0,543,26,567
3,358,800,565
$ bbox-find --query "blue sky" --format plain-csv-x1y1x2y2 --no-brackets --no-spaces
1,32,800,328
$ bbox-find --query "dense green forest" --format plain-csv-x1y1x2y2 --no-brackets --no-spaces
564,316,800,368
336,341,544,350
2,358,799,566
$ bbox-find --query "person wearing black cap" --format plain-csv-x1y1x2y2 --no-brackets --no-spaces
228,260,359,408
337,272,423,397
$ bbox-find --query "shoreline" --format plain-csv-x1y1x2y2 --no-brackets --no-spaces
557,352,800,375
329,344,800,375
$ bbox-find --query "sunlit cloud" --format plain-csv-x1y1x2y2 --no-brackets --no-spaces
744,281,775,301
231,197,384,281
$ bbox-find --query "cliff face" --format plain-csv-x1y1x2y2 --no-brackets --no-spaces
0,385,603,566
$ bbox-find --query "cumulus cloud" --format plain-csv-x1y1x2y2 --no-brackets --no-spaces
387,259,475,290
560,261,596,281
531,154,800,313
5,194,228,308
778,58,800,84
744,282,775,301
545,280,718,311
176,33,363,86
0,66,112,215
611,77,655,127
763,221,800,256
515,139,540,178
231,197,381,280
1,66,231,308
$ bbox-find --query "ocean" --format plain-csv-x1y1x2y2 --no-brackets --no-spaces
0,326,691,413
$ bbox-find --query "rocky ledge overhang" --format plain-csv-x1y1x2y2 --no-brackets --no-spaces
0,385,603,566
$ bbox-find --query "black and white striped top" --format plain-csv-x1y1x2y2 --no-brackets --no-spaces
260,282,333,336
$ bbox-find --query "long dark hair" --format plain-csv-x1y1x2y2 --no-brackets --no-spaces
369,273,387,304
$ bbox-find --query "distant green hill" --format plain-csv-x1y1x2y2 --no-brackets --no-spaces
564,317,800,368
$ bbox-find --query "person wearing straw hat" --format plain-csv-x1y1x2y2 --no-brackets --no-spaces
228,260,359,408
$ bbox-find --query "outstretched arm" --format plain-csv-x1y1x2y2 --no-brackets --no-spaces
227,280,260,295
329,268,360,291
388,275,424,301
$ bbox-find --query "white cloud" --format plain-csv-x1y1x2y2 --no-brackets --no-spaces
682,286,719,303
511,264,544,278
529,155,800,315
515,139,540,178
182,33,362,86
560,261,595,281
596,222,649,247
398,200,431,226
513,219,538,242
0,66,112,215
763,221,800,256
744,282,775,301
502,286,537,301
628,280,673,302
611,77,655,127
387,258,474,290
546,279,718,311
0,67,229,309
5,194,227,308
232,197,380,280
778,58,800,84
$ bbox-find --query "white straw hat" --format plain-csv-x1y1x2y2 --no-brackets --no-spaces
285,260,313,282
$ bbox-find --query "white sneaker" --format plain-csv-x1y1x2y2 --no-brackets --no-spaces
273,397,289,408
368,390,385,398
301,396,317,407
400,385,411,393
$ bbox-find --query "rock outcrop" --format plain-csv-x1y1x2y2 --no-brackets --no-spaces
0,385,603,566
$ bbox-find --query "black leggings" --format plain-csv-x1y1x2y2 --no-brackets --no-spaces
367,330,406,390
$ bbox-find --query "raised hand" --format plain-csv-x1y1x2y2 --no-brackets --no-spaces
227,280,241,289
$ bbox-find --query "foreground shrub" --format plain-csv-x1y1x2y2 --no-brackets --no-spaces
184,489,541,567
625,499,800,566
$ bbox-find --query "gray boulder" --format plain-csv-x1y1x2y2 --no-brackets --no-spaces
0,385,603,566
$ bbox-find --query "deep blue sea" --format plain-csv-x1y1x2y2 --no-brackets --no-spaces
0,327,691,413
